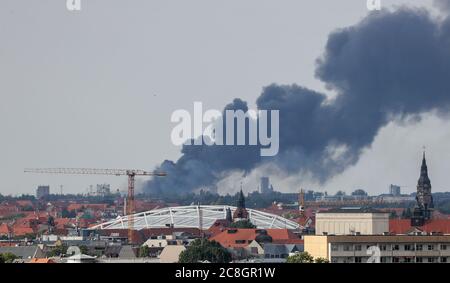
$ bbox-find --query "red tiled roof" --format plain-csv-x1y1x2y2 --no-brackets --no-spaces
0,223,12,235
273,239,304,244
260,206,319,227
296,214,312,227
28,258,55,264
0,242,18,247
0,204,19,212
134,200,165,212
378,208,405,215
78,218,97,228
16,200,34,207
389,219,450,234
67,203,108,211
431,211,450,219
54,218,76,229
0,210,17,218
210,228,301,248
10,216,39,236
22,211,53,220
207,220,231,236
12,226,35,236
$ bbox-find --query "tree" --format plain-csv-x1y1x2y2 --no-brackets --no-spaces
178,239,232,263
229,220,256,229
0,252,18,263
80,212,93,219
61,208,76,218
436,199,450,214
79,245,89,255
139,245,150,258
314,257,329,263
286,252,314,263
47,245,68,257
17,194,36,201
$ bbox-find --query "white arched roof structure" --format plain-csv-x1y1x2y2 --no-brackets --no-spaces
91,205,301,230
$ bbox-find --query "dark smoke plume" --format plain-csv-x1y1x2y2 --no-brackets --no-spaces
145,7,450,195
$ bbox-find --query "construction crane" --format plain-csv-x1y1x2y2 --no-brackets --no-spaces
24,168,167,244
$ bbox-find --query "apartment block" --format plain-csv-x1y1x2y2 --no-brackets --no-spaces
304,234,450,263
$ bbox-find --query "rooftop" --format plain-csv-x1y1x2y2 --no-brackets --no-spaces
390,219,450,234
210,228,303,248
318,207,386,214
307,234,450,243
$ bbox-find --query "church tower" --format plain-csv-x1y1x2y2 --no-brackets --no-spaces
416,151,434,211
411,151,434,226
233,189,249,221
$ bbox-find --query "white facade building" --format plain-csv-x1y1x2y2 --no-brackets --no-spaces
315,207,390,235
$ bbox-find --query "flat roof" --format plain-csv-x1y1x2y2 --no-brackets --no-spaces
317,207,386,214
305,235,450,243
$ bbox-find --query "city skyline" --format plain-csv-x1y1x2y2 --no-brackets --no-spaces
3,0,450,196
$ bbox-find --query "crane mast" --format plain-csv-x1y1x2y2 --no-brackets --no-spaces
127,173,135,243
24,168,166,244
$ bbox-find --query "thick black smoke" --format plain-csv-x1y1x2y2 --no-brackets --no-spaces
145,7,450,195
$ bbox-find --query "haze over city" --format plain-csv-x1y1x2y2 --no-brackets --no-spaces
5,1,450,272
2,0,450,196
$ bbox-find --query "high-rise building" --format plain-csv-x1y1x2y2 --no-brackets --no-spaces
96,184,111,197
389,184,401,196
36,185,50,199
260,177,274,194
260,177,269,194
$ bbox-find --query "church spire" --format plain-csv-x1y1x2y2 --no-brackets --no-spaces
412,149,434,225
237,189,246,209
233,189,249,220
422,150,426,167
419,150,430,187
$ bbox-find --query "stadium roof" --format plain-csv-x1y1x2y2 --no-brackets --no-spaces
91,205,301,230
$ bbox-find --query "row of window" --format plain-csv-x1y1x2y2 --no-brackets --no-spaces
331,257,448,263
264,254,289,259
332,244,448,251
